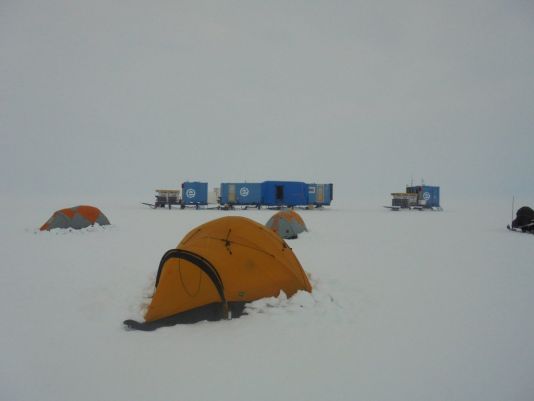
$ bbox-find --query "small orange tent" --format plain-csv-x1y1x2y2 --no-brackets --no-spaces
124,216,311,330
40,205,110,231
266,209,307,239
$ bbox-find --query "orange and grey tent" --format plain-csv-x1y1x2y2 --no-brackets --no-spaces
40,205,110,231
124,216,311,330
265,210,307,239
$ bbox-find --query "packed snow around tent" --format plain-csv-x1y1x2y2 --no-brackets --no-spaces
1,196,534,401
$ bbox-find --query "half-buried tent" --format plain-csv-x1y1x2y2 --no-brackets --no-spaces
124,216,312,330
265,210,307,239
40,205,110,231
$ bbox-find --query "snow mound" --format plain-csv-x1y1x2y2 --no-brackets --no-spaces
32,224,114,235
244,273,345,320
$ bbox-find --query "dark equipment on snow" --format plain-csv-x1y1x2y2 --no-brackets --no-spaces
508,206,534,233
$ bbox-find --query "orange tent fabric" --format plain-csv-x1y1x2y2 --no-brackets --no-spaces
40,205,110,231
125,216,311,330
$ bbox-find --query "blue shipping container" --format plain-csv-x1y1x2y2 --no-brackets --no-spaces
181,182,208,205
406,185,440,208
261,181,308,206
307,183,333,206
220,183,262,205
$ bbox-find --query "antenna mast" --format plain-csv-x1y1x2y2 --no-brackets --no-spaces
511,196,515,228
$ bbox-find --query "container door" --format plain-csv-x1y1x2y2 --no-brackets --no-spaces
228,184,236,203
317,184,324,203
308,185,316,204
276,185,284,201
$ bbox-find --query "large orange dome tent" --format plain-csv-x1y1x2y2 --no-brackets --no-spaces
124,216,312,331
40,205,110,231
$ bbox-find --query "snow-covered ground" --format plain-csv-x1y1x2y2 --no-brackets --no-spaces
1,196,533,401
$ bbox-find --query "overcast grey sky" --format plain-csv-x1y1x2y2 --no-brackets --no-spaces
1,0,533,201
